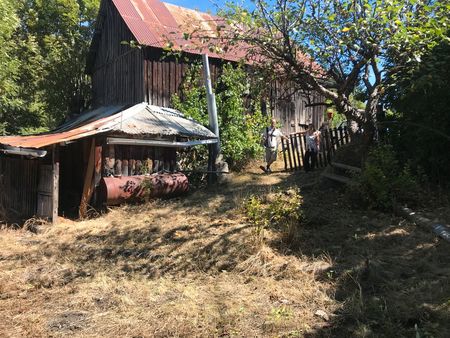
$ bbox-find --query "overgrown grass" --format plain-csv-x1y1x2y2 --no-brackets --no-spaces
0,164,448,337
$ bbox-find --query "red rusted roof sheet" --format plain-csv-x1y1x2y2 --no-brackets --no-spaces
111,0,248,62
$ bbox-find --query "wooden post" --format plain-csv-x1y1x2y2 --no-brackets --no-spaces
122,159,129,176
299,133,305,168
52,145,59,225
92,140,102,206
332,128,339,149
344,126,350,144
129,159,135,176
289,134,298,170
108,145,115,174
79,138,96,219
323,129,331,164
287,138,294,170
338,127,344,147
136,160,142,175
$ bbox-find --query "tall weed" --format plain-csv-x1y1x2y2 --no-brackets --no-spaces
348,145,420,210
244,188,303,243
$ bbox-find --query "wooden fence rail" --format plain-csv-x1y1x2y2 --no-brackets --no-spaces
281,127,351,171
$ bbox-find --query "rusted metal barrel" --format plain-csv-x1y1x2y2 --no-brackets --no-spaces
100,173,189,205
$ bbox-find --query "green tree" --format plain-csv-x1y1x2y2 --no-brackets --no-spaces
217,0,450,144
0,0,21,134
0,0,100,135
385,33,450,185
172,62,268,170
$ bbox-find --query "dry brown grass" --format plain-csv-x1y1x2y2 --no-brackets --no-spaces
0,158,449,337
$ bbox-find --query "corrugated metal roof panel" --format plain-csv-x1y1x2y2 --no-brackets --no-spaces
115,105,214,138
111,0,248,62
0,103,216,150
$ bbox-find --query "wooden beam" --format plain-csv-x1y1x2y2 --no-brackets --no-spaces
106,137,218,147
52,145,60,225
79,138,96,219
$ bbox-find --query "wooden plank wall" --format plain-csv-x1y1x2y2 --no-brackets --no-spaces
143,48,220,108
0,157,39,220
91,0,144,106
270,81,326,135
37,165,53,219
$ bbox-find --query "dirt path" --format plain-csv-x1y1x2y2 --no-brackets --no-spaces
0,164,449,337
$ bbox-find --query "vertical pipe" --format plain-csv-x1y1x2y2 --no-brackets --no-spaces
202,54,220,145
202,54,220,182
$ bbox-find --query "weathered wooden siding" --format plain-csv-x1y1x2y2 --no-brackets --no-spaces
0,157,39,220
37,165,53,218
143,48,221,108
270,81,325,135
91,0,144,106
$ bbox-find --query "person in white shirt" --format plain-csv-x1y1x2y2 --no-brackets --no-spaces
260,118,288,173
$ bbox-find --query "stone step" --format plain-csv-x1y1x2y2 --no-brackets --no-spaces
331,161,362,173
321,172,357,186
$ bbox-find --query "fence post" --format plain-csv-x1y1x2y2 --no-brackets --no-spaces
323,129,332,164
338,127,344,147
290,134,298,170
344,126,350,144
287,137,293,171
299,133,305,169
294,134,302,170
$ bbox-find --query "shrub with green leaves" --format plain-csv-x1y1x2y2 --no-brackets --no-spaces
350,144,420,210
172,62,268,171
244,189,303,242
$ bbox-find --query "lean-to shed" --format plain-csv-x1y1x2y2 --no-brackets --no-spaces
0,103,217,223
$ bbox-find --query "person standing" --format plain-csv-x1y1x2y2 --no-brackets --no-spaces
304,123,321,172
260,118,288,173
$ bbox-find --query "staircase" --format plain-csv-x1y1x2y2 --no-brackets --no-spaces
321,162,361,186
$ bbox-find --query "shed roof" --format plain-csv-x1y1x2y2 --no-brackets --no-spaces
0,103,216,150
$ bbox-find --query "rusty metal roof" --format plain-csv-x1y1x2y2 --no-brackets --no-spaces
0,103,217,150
111,0,248,62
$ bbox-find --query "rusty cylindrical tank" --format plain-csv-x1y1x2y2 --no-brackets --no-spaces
100,173,189,205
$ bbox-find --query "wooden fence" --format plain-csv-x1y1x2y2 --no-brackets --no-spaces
281,127,350,171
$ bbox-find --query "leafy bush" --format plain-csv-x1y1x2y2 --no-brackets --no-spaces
244,188,303,242
350,145,420,210
385,34,450,186
172,62,268,171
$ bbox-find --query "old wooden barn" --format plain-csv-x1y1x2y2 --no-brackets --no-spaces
87,0,326,134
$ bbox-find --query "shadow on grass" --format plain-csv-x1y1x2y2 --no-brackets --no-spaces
5,169,449,337
292,183,450,337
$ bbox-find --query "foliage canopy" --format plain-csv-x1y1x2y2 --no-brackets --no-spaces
218,0,450,142
0,0,100,135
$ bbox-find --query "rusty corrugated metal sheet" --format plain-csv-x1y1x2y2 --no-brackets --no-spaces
112,0,248,62
0,103,217,150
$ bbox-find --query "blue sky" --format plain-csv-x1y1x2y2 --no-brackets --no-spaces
165,0,253,13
